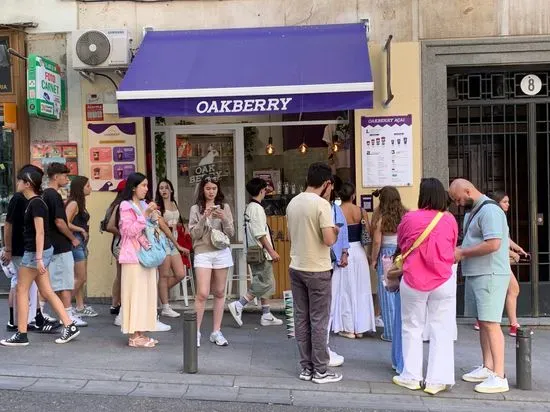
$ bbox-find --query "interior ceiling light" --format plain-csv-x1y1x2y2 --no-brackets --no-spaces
266,136,275,155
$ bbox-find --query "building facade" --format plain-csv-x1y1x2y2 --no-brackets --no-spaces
1,0,550,316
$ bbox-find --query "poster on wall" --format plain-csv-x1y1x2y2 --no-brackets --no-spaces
361,115,413,187
30,142,78,198
87,123,137,191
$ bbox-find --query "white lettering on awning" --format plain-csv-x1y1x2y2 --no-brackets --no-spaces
195,97,293,114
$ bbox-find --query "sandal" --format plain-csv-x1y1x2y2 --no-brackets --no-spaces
338,331,356,339
128,336,156,348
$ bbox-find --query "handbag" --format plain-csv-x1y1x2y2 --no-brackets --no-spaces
244,207,266,265
390,211,444,277
129,202,168,268
210,228,230,250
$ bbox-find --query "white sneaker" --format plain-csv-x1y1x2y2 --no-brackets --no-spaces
197,331,201,348
228,301,243,327
375,316,384,328
260,313,283,326
161,306,181,318
328,348,344,367
462,365,492,383
155,319,172,332
392,375,422,390
209,330,229,346
67,309,88,327
424,383,447,395
113,313,121,327
474,374,509,394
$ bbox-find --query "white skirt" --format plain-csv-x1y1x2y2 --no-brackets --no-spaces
331,242,376,334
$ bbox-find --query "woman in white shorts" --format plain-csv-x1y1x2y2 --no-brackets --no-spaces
189,175,234,347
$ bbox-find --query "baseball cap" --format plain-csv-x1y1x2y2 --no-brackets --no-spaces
112,179,126,192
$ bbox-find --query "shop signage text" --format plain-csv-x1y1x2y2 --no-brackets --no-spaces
27,54,63,121
0,37,12,93
196,97,293,114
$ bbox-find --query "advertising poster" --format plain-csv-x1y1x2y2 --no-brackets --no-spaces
30,142,79,199
361,115,413,187
27,54,63,121
88,123,137,191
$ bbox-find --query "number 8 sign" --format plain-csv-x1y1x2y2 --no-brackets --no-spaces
520,74,542,96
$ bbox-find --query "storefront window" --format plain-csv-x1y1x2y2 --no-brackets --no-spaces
0,127,14,216
175,134,235,222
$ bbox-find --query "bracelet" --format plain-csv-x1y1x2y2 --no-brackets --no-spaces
36,258,43,261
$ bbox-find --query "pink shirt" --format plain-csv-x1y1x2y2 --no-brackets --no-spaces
397,209,458,291
118,200,149,264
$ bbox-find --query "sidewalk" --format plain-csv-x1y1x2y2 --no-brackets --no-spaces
0,301,549,411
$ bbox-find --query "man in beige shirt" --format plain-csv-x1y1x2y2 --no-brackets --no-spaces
286,162,341,384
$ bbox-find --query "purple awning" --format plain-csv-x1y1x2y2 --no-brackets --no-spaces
117,24,373,117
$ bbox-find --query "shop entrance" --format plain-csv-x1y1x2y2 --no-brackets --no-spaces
447,68,550,316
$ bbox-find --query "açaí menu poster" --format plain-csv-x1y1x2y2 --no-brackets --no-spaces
361,115,413,187
88,123,137,191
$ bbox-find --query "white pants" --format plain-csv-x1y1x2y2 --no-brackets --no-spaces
400,273,456,385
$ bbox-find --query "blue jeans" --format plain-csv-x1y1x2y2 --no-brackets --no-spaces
392,291,404,373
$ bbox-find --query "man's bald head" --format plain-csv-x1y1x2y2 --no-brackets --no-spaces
449,178,482,209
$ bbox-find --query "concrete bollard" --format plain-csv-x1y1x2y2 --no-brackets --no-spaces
183,310,198,374
516,327,533,390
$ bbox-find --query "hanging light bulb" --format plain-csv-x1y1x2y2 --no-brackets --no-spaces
331,133,341,153
265,136,275,155
298,142,308,154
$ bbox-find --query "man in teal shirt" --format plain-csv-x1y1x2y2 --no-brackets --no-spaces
450,179,510,394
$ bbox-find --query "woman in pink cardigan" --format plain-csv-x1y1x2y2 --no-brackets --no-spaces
392,178,458,395
117,172,163,348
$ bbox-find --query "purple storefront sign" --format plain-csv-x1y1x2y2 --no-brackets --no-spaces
119,91,374,118
361,115,412,127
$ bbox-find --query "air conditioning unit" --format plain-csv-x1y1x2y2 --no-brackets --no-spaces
72,29,131,70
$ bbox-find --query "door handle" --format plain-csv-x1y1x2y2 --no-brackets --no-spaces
537,213,544,226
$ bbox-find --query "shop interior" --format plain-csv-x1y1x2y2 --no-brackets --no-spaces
152,111,355,298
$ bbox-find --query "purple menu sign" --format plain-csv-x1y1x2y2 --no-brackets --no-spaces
113,164,136,180
113,146,135,162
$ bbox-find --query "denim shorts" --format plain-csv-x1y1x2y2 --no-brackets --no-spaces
72,233,89,262
49,251,75,291
9,256,22,289
165,240,180,257
21,247,54,270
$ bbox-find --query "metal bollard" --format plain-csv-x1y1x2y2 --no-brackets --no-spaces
516,327,532,390
183,310,198,374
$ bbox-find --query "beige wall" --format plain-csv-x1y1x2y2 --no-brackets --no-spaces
80,76,147,298
77,0,550,45
354,42,422,211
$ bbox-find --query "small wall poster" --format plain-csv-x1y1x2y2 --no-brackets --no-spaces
361,115,413,187
30,142,78,198
87,123,137,191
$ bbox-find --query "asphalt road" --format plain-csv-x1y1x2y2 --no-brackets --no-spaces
0,390,397,412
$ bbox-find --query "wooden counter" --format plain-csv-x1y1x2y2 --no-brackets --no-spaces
267,215,291,298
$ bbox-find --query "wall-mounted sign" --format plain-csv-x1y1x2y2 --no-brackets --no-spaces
0,37,12,93
361,115,413,187
27,54,64,120
520,74,542,96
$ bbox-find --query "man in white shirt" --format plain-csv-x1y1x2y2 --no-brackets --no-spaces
228,178,283,327
286,162,341,384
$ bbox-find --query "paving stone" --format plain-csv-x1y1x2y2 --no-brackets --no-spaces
129,382,188,398
291,390,427,410
237,387,291,405
235,375,371,393
23,378,87,393
78,380,139,396
0,376,37,391
122,370,234,387
0,364,123,381
184,384,239,402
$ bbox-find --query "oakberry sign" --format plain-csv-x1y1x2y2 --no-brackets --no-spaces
27,54,64,120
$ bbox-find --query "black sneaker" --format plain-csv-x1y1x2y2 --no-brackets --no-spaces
312,370,343,384
1,332,29,347
299,368,314,381
6,322,17,332
55,323,80,344
110,305,121,315
37,320,62,334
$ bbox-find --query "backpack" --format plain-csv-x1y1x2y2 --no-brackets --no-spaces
128,202,167,268
99,204,115,234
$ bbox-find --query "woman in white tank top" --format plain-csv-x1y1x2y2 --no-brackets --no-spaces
155,179,191,318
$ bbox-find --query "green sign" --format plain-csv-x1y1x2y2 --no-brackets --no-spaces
27,54,65,120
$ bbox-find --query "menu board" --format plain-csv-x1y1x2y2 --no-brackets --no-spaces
361,115,413,187
88,123,137,191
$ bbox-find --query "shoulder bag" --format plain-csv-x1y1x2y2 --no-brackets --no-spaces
385,211,444,291
128,202,167,268
207,209,231,250
244,205,266,265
